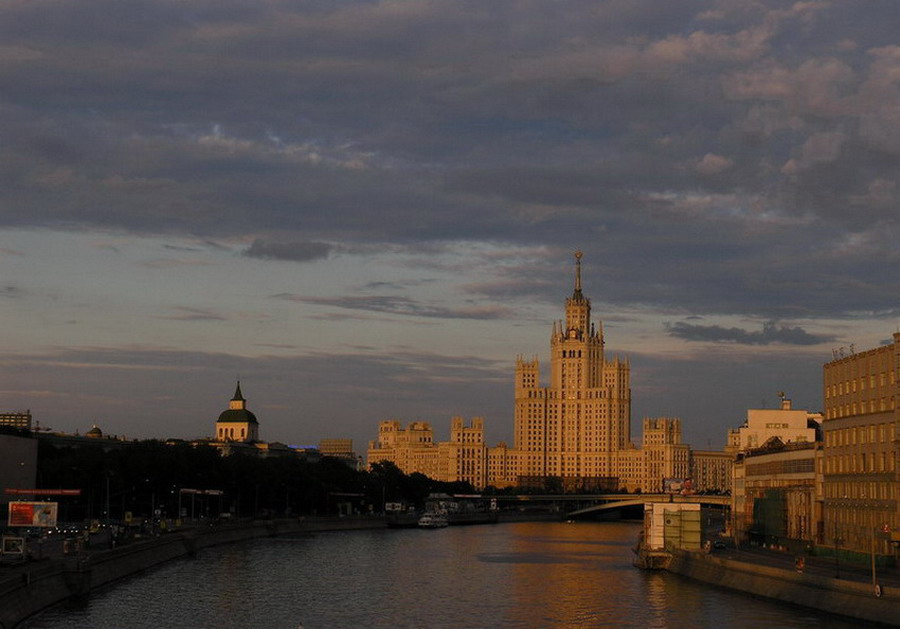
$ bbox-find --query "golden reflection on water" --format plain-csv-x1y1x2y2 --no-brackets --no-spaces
489,521,643,627
645,572,670,629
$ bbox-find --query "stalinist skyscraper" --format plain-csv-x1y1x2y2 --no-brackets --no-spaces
514,252,631,489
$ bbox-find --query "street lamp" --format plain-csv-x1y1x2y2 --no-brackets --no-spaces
833,494,847,579
833,525,842,578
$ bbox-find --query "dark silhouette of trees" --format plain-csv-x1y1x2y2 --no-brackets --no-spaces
37,441,474,521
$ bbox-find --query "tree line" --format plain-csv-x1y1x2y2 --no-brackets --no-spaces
36,439,477,523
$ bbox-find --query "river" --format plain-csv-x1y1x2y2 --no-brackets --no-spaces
25,521,858,628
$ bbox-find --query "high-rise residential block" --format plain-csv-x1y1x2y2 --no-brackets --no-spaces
822,333,899,558
514,252,630,487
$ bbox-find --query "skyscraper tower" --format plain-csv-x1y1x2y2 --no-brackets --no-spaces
514,252,631,488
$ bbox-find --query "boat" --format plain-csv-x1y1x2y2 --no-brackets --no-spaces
417,512,449,528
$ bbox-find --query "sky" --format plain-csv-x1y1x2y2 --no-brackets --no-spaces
1,0,898,452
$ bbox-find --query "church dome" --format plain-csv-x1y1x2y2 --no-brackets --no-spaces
217,408,258,424
86,424,103,438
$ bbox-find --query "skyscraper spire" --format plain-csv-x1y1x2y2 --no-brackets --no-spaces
572,250,584,300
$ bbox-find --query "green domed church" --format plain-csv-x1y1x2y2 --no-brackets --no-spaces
215,382,259,442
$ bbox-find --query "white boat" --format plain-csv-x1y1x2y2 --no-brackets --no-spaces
417,512,449,528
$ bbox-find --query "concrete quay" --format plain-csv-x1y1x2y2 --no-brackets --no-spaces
666,548,899,626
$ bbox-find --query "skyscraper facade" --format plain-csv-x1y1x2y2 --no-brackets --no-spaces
514,252,631,489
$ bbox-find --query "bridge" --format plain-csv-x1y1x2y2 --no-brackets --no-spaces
453,493,729,519
565,494,729,518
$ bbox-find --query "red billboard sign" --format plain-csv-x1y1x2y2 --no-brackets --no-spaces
8,502,58,527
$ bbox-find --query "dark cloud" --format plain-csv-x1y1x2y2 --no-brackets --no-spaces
666,320,834,346
361,280,435,291
0,0,898,320
163,243,204,253
241,239,332,263
159,307,227,322
274,293,512,320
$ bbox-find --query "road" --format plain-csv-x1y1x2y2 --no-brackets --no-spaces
713,543,900,590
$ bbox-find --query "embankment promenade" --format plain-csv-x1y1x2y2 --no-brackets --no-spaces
667,549,899,626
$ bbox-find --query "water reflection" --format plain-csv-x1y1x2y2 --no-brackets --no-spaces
644,572,671,629
25,521,859,629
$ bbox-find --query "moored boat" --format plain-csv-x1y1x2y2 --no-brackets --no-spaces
417,512,449,528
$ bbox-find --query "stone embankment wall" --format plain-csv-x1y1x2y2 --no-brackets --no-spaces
0,516,386,628
667,551,898,626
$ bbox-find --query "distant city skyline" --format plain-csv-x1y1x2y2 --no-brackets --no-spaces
2,1,898,451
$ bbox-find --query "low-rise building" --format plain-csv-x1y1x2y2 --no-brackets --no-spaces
368,417,496,489
732,440,822,551
368,420,440,480
318,438,361,469
726,397,820,454
614,418,690,493
690,450,733,494
319,438,353,458
0,410,32,431
486,442,519,489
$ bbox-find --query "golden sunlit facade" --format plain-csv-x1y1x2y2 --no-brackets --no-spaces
367,254,741,494
514,252,631,486
690,450,733,493
367,420,440,480
617,418,690,493
726,398,819,454
822,333,900,559
367,417,491,489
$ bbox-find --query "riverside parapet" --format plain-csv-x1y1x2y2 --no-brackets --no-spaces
666,550,898,626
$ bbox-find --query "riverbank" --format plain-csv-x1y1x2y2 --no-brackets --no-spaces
1,512,561,627
0,515,388,628
666,549,899,626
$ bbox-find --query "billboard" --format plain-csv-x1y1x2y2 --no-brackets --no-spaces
2,536,25,555
8,501,58,527
663,478,695,495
